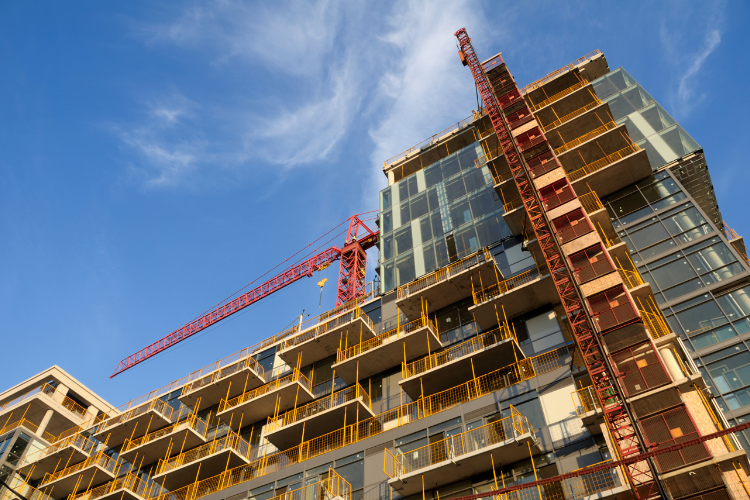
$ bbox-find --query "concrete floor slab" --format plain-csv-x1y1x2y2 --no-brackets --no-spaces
278,315,376,367
217,380,314,430
265,397,374,450
179,364,265,410
40,462,115,498
153,447,249,491
119,424,207,465
332,325,442,384
399,336,524,400
20,439,94,481
469,272,557,331
94,406,174,449
570,149,651,200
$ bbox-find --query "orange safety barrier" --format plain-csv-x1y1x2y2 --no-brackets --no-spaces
384,406,534,477
21,432,97,467
542,97,602,132
522,50,602,93
397,248,493,300
577,190,603,214
571,386,602,418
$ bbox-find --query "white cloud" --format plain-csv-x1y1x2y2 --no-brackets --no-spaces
675,29,721,110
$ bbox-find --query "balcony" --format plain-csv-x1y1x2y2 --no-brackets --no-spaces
396,249,499,318
68,473,151,500
528,78,590,112
119,412,209,465
277,307,377,366
39,451,119,498
554,121,617,156
469,265,557,330
19,433,98,481
178,349,266,409
93,399,187,448
566,143,651,199
152,430,253,491
539,92,603,133
264,383,373,450
384,406,539,496
331,316,441,384
501,195,529,236
0,383,89,439
0,418,54,443
571,386,604,429
217,369,314,430
399,325,523,400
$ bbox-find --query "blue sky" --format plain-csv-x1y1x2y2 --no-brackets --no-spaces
1,1,747,407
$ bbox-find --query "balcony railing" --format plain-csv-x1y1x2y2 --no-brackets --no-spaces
266,383,371,432
336,314,437,363
571,386,601,418
541,97,602,132
22,433,96,467
0,418,56,443
639,308,672,340
472,265,547,305
383,114,476,167
180,354,264,399
96,398,186,436
578,190,603,214
568,144,641,182
529,78,590,111
121,412,208,454
503,196,524,213
402,324,515,379
155,429,252,476
383,406,534,478
397,248,492,300
522,50,602,93
280,308,375,352
41,451,119,486
218,369,312,414
617,266,644,290
554,121,617,156
68,472,150,500
0,383,55,414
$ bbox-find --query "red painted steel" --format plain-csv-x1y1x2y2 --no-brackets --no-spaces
111,215,379,378
455,28,660,499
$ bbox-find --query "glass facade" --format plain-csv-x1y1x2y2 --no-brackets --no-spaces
379,142,511,292
592,68,701,170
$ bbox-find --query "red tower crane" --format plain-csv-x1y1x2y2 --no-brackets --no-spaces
110,214,379,378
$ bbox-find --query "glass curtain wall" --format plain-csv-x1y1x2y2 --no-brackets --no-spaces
592,68,701,170
380,142,511,292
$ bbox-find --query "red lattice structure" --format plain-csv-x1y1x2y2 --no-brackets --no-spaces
454,28,661,499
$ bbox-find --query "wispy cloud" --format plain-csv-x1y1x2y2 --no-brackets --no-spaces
660,1,726,117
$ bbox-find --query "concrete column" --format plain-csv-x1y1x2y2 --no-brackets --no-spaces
387,170,395,185
36,409,54,438
84,404,98,421
659,347,684,382
52,384,69,405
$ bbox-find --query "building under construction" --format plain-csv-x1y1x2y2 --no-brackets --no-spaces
2,29,750,500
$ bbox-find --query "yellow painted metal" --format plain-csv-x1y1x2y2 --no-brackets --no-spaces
577,190,603,214
155,429,251,476
40,450,119,487
336,314,437,364
266,383,371,432
471,263,548,305
397,248,493,300
570,386,601,417
218,370,312,414
554,121,617,156
567,144,640,182
522,50,602,94
542,96,602,132
529,79,590,111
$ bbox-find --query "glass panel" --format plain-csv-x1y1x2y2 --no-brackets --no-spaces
475,214,508,248
423,241,437,274
442,156,461,179
649,258,698,291
717,286,750,320
628,221,670,251
381,187,392,211
427,187,440,212
662,278,704,302
410,192,429,219
435,238,450,268
457,148,478,171
688,243,737,273
420,215,433,243
394,226,413,256
454,225,479,257
691,326,737,351
382,210,392,234
383,261,394,292
638,239,678,261
702,263,744,286
706,351,750,394
677,300,728,335
609,190,649,221
449,199,472,228
468,189,497,220
408,176,419,197
382,234,393,260
463,167,489,193
399,181,409,202
431,211,444,239
641,178,680,204
445,176,467,203
395,252,416,287
400,200,410,227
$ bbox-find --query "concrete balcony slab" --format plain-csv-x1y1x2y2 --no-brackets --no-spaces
217,376,314,430
569,148,651,199
265,394,374,450
399,329,523,400
179,358,266,410
332,322,442,384
19,434,97,481
94,400,181,449
502,202,531,237
389,429,539,497
396,250,499,319
39,454,118,499
278,309,377,366
119,418,208,465
153,441,251,491
469,270,557,331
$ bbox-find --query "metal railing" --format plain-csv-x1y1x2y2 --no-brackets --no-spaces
472,265,547,305
529,79,590,111
0,383,55,414
522,50,602,93
402,324,515,379
21,432,97,467
568,144,640,182
280,308,375,352
61,396,87,418
40,450,119,486
218,369,312,414
617,266,644,290
397,248,493,300
266,383,371,432
383,406,534,478
68,472,150,500
577,190,603,214
554,121,617,156
134,346,572,500
541,97,602,132
155,429,252,476
121,412,208,454
0,418,56,443
180,353,264,399
336,314,437,363
383,114,477,167
639,308,672,340
571,386,601,418
0,478,53,500
96,398,187,437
